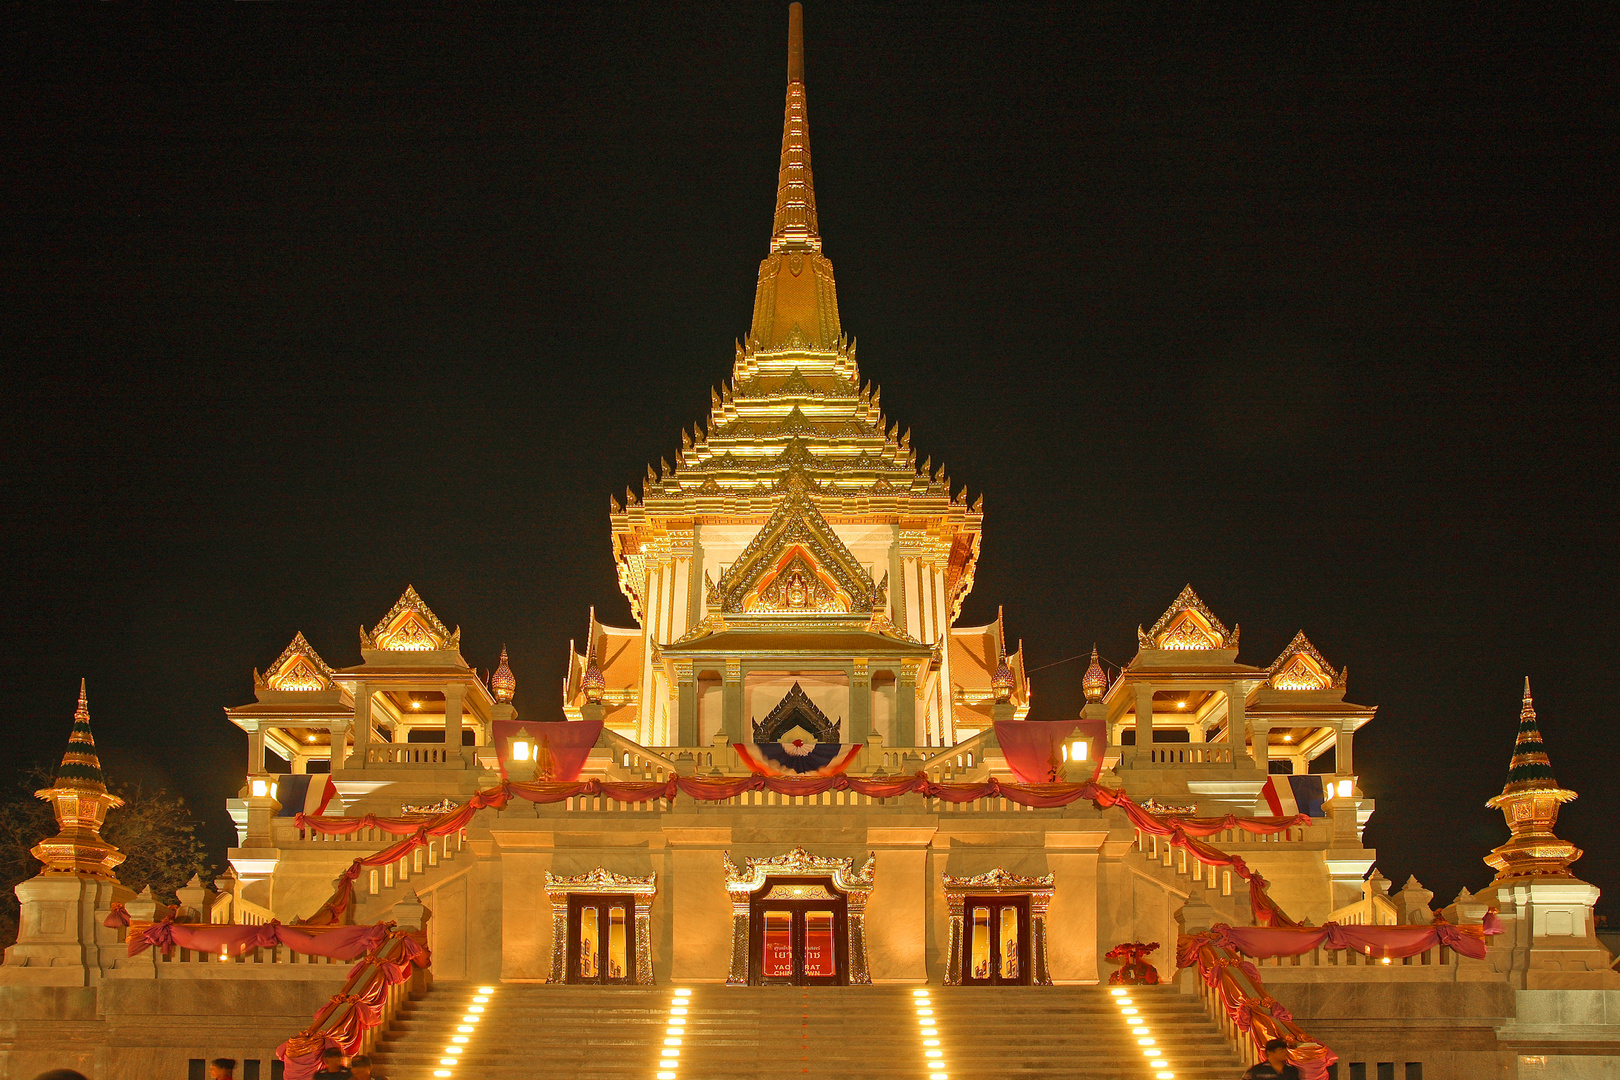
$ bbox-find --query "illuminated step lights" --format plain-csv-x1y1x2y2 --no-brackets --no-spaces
432,986,497,1078
656,986,692,1080
1110,986,1173,1080
913,987,948,1080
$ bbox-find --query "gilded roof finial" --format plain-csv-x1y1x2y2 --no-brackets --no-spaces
491,646,517,703
1484,678,1581,883
582,607,606,705
32,681,126,879
1083,645,1108,703
991,606,1013,704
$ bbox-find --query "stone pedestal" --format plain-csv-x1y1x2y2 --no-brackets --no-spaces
3,874,132,986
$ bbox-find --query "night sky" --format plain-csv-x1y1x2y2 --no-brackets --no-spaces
3,4,1615,915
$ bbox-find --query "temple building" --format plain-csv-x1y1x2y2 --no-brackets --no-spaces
2,7,1615,1080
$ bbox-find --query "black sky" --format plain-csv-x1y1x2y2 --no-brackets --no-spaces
2,3,1615,915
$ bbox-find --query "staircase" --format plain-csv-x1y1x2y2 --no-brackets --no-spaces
368,982,1246,1080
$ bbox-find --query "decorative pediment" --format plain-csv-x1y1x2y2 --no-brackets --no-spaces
363,585,460,652
255,632,334,692
1137,585,1237,651
713,492,875,615
1268,631,1345,690
723,847,875,895
753,682,841,742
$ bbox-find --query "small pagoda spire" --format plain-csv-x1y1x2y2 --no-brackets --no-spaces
1484,678,1581,883
582,607,606,705
991,606,1014,704
491,646,517,704
32,681,126,879
1082,645,1108,703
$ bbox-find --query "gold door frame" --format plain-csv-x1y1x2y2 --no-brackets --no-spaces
545,868,657,985
723,847,874,986
942,868,1055,985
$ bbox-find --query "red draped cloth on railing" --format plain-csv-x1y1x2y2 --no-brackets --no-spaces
291,774,1308,924
1182,913,1504,963
1179,931,1337,1080
275,929,427,1080
127,918,391,959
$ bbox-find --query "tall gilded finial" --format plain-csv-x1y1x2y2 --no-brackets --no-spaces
1484,678,1581,883
991,606,1014,704
1083,646,1108,703
491,646,516,704
31,681,126,879
750,3,842,348
582,607,606,705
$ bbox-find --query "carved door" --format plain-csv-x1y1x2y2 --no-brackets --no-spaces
567,893,636,984
961,895,1031,986
749,877,848,986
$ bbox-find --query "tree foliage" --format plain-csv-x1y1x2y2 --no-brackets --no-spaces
0,765,213,950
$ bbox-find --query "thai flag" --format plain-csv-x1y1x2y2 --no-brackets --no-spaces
275,774,338,817
1258,774,1326,818
733,742,862,778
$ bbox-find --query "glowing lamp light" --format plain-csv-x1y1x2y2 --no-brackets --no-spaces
451,1037,468,1044
251,779,268,797
1122,1007,1139,1015
478,986,494,993
1138,1038,1156,1045
433,1072,451,1078
664,1038,682,1046
510,728,533,761
1071,740,1088,761
916,1008,934,1016
468,1005,484,1013
445,1047,462,1055
658,1074,677,1080
439,1059,456,1066
931,1074,950,1080
1109,988,1127,996
674,987,692,996
456,1026,473,1033
472,996,489,1003
412,700,423,709
1337,779,1354,798
912,989,931,997
670,1007,688,1016
1158,1073,1177,1079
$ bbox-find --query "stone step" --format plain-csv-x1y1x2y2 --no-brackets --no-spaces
367,983,1245,1080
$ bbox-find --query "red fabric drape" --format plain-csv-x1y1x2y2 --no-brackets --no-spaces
492,718,603,781
275,932,427,1080
128,920,390,959
291,773,1308,926
1193,917,1501,962
1178,935,1338,1080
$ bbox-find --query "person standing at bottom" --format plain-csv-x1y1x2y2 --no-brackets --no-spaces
312,1047,352,1080
349,1054,385,1080
1241,1039,1302,1080
208,1060,236,1080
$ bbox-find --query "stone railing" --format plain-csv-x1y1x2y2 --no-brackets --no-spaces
1138,745,1235,766
593,730,682,781
359,829,468,900
366,744,457,766
209,892,277,926
919,729,996,781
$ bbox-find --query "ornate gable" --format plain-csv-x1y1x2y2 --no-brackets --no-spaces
255,632,335,691
1138,585,1237,651
363,585,460,652
753,682,841,742
713,488,875,615
1268,631,1345,690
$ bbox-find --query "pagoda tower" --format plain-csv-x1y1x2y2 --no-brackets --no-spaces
3,682,133,985
1484,678,1581,883
566,3,1024,751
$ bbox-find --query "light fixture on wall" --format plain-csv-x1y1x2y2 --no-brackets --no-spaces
510,727,534,762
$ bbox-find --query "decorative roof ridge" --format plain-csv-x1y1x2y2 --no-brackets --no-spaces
1138,585,1235,650
255,631,336,691
1266,630,1345,690
363,585,461,652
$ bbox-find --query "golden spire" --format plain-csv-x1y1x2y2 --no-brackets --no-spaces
991,606,1014,703
32,681,126,879
1484,678,1581,883
772,2,817,248
1083,646,1108,703
749,3,843,350
582,607,606,705
491,646,516,703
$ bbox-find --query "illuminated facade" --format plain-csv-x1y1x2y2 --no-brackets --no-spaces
3,8,1615,1080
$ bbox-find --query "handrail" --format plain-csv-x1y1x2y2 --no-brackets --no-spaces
596,728,682,781
275,927,429,1080
1179,936,1337,1079
917,728,995,780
